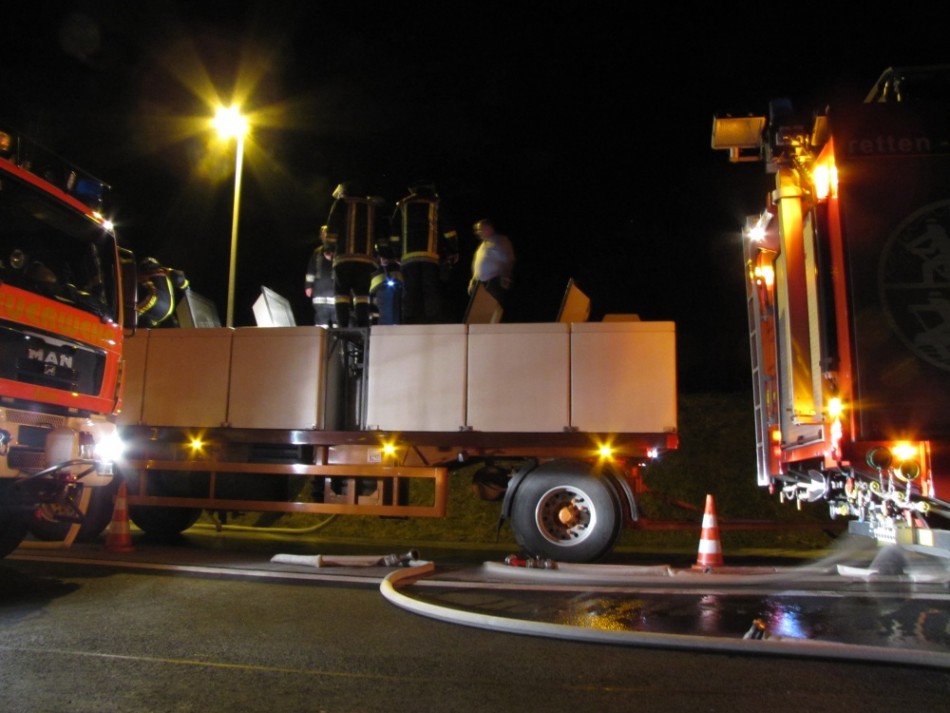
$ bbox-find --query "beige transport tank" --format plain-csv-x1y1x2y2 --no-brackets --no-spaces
570,321,677,433
227,327,326,430
466,322,570,432
365,324,467,431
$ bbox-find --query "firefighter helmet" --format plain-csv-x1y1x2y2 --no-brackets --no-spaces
332,181,362,200
138,256,163,276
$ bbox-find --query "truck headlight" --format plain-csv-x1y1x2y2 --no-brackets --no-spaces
94,430,125,464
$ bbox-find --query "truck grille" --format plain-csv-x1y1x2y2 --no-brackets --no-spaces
8,446,45,470
5,410,65,428
0,324,105,396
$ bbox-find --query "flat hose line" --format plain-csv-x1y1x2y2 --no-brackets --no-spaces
380,563,950,670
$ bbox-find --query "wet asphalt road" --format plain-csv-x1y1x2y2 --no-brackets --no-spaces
2,531,950,712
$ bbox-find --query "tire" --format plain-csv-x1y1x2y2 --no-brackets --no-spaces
128,505,202,538
28,478,119,543
0,484,29,558
121,467,202,539
0,517,28,559
509,459,623,563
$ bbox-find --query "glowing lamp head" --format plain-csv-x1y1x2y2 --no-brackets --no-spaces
213,106,249,140
93,430,125,463
752,263,775,288
811,158,838,200
747,224,767,242
892,442,917,462
827,398,843,419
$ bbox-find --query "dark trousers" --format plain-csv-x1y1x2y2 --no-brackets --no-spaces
312,301,336,327
333,260,375,327
402,260,443,324
479,276,510,308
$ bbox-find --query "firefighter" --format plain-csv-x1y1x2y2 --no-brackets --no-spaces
304,241,335,327
136,257,190,327
388,180,459,324
322,182,386,328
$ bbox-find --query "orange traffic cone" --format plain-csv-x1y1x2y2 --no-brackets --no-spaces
104,478,135,553
693,493,723,570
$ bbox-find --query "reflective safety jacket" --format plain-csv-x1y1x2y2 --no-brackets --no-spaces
136,263,189,327
305,245,334,303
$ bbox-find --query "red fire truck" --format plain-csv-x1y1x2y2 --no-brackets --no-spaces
0,125,136,558
712,65,950,554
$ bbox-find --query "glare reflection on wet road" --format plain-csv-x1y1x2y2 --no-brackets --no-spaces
406,578,950,655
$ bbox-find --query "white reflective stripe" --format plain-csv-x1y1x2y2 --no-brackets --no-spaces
312,297,334,304
698,540,721,554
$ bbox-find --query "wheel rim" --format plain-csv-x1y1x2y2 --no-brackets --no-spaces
534,485,599,546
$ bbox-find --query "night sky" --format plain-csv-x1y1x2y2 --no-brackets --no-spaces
2,2,947,392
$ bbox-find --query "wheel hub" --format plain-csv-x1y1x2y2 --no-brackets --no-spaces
558,504,579,527
536,487,596,544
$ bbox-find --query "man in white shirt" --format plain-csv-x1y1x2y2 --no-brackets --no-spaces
468,218,515,308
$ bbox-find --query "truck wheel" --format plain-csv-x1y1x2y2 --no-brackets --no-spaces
0,517,28,559
0,485,29,558
509,460,622,563
121,467,202,538
28,479,119,543
128,505,202,539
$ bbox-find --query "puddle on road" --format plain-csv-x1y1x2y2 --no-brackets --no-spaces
406,582,950,654
401,536,950,653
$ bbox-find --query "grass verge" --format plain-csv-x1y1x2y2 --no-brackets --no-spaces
207,391,840,556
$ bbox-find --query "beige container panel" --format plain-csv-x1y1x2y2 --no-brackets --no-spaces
366,324,467,431
571,321,677,433
115,330,149,426
467,323,570,432
228,327,326,430
140,328,234,427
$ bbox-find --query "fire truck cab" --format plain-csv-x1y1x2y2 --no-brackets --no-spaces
0,126,136,557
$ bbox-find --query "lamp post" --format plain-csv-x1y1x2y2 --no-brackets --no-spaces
213,106,249,328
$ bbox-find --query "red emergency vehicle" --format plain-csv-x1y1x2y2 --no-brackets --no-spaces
0,126,136,557
713,65,950,553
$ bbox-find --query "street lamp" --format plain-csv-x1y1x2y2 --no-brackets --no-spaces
213,105,249,328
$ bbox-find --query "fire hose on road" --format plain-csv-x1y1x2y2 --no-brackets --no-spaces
378,558,950,670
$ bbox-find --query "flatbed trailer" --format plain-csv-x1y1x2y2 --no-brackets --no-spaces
116,320,678,562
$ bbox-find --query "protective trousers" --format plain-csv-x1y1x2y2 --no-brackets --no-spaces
333,260,375,327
